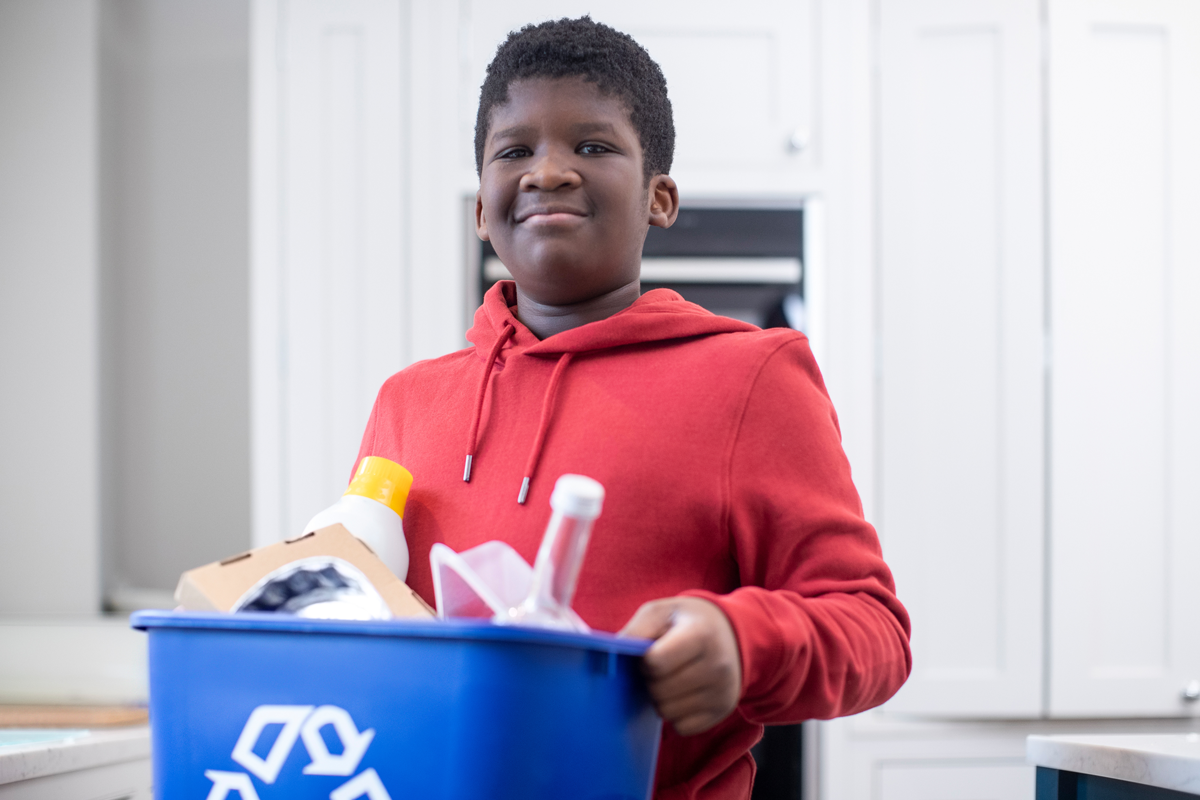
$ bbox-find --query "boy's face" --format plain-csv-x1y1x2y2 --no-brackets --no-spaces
476,76,678,307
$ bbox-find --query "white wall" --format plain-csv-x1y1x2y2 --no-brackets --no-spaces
0,0,102,616
99,0,252,598
0,0,253,614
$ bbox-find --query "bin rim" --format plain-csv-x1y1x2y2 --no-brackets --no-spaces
129,609,651,656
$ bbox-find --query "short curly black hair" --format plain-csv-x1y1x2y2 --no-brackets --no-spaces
474,16,675,183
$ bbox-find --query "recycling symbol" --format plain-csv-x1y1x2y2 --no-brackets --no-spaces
204,705,391,799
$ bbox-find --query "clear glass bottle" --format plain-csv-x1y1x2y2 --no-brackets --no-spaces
507,474,605,631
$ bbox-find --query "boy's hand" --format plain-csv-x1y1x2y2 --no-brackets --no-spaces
619,597,742,736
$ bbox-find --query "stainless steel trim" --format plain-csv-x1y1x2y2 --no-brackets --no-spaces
483,256,803,285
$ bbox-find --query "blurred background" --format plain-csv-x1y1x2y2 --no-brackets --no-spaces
1,2,1198,799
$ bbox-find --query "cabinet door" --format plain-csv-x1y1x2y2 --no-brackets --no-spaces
251,0,408,545
876,0,1045,716
461,0,816,195
1048,0,1200,716
878,763,1034,800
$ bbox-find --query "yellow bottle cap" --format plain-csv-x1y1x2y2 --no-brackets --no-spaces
345,456,414,518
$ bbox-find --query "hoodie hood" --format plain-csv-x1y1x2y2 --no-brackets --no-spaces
462,281,760,502
467,281,759,358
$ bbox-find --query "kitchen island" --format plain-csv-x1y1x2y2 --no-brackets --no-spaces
1029,733,1200,798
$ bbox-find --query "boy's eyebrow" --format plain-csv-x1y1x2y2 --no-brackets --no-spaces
491,124,535,142
490,121,621,143
568,121,618,136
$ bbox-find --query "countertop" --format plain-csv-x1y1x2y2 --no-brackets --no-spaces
0,725,150,785
1028,733,1200,795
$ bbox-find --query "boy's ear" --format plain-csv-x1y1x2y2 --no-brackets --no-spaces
647,175,680,230
475,191,490,241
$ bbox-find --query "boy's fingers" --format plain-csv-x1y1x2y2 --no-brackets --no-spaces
643,602,732,678
644,627,706,679
646,653,730,705
618,599,677,641
671,709,724,737
649,654,741,733
654,683,719,722
619,596,743,738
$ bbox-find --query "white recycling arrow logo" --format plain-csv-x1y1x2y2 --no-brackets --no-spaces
300,706,376,776
208,704,391,799
205,770,262,800
231,705,313,784
329,769,391,800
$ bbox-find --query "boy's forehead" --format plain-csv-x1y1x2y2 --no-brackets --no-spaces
486,76,634,135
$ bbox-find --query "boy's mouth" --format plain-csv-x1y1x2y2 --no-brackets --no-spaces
515,205,588,224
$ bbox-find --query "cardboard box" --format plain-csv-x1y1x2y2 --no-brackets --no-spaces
175,524,434,619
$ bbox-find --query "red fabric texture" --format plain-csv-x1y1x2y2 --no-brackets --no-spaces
356,281,911,799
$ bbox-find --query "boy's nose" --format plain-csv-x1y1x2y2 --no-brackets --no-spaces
519,151,582,191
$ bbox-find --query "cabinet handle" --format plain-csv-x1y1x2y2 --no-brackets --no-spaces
787,128,809,153
1181,680,1200,702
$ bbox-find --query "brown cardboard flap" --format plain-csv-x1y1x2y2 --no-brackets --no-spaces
174,524,433,619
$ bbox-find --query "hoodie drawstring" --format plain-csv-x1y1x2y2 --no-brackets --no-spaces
463,324,575,505
464,321,514,482
518,352,574,504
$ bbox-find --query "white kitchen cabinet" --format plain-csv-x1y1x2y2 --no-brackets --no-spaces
822,0,1200,791
460,0,818,196
1047,0,1200,718
819,715,1033,800
878,763,1034,800
817,714,1200,800
865,0,1200,723
875,0,1045,718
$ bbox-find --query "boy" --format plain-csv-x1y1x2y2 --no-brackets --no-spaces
355,16,910,799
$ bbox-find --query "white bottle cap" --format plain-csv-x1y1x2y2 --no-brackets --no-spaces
549,474,605,520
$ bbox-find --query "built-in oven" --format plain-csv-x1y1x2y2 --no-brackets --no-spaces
467,202,807,334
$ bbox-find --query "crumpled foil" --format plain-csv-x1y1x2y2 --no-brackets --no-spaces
232,556,392,620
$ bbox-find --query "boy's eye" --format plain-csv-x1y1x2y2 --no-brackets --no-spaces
578,143,611,155
497,147,531,159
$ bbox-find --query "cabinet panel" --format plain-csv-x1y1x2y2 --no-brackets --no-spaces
252,0,408,545
819,716,1200,800
876,0,1044,716
461,0,815,194
1048,0,1200,716
878,763,1033,800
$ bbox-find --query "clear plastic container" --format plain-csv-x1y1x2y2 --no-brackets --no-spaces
429,474,605,633
303,456,413,581
430,540,533,620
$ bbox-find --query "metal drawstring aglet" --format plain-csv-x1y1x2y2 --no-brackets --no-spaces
463,454,473,482
517,477,530,504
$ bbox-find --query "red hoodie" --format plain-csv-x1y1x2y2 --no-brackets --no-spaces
356,281,911,799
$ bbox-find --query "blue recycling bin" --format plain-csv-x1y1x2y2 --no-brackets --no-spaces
131,610,662,799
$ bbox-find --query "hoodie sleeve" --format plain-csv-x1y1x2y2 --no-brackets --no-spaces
685,336,911,724
351,384,384,484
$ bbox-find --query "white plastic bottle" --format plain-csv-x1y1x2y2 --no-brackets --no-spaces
303,456,414,581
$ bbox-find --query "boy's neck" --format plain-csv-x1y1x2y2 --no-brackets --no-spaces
513,279,642,339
